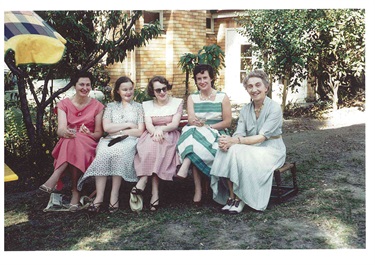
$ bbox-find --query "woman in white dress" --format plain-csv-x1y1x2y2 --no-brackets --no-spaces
77,76,145,213
210,70,286,213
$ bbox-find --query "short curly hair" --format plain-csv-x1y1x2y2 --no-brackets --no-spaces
242,69,270,89
147,76,173,97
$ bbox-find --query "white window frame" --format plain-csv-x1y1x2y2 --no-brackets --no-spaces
143,10,163,30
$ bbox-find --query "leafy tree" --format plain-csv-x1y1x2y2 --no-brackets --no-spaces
4,11,162,184
310,9,365,110
236,9,365,111
178,44,225,96
237,10,313,111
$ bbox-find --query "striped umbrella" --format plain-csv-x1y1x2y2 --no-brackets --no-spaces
4,11,66,66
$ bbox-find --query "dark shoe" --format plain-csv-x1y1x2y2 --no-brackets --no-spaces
131,186,144,195
150,199,159,212
108,199,119,214
221,198,235,212
88,201,103,213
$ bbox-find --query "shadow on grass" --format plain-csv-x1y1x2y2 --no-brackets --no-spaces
4,124,366,251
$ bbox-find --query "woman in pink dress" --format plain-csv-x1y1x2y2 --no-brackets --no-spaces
39,72,104,210
133,76,183,211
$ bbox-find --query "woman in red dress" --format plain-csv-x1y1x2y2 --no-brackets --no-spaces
39,72,104,210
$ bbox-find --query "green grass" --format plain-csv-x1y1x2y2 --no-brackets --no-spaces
4,150,365,251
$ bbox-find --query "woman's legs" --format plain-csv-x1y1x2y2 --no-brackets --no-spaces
135,176,148,191
109,176,122,209
93,176,107,205
150,174,159,211
192,166,203,203
227,179,235,200
177,158,191,178
69,165,83,205
221,179,237,212
41,162,69,190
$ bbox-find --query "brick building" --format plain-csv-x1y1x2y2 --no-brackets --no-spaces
106,10,311,104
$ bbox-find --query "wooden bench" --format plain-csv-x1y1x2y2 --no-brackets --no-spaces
271,162,298,203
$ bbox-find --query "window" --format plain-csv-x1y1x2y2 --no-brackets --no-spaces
143,10,163,29
240,44,252,82
206,17,214,33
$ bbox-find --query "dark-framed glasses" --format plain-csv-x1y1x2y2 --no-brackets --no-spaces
154,87,167,94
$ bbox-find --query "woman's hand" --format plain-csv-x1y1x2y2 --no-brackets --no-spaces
63,127,76,138
218,135,236,152
191,117,206,127
151,127,164,143
79,123,91,135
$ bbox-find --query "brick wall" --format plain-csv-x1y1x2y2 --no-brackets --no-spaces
106,10,208,99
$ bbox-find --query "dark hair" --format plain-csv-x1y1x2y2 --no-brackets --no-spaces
242,69,270,89
72,72,94,87
112,76,134,102
147,76,173,97
193,64,215,89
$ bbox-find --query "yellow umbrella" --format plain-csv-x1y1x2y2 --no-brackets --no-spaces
4,11,66,66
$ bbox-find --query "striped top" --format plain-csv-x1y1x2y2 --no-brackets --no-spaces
191,91,226,126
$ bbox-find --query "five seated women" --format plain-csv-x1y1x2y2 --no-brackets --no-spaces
41,69,286,214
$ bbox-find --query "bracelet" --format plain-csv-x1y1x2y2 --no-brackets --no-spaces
238,137,241,144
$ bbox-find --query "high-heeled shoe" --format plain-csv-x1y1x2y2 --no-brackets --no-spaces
108,199,119,214
150,199,159,211
39,184,56,194
68,203,80,212
88,201,103,213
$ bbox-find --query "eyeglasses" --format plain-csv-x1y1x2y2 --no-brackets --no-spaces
154,87,167,94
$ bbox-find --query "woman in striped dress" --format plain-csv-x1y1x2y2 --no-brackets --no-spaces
176,64,232,205
210,70,286,213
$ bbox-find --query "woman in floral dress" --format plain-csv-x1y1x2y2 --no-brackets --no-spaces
78,76,145,213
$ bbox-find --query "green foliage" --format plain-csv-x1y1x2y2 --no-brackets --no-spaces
178,44,225,93
133,88,153,103
197,44,226,76
178,53,197,77
179,44,225,77
5,11,162,190
4,107,30,157
236,9,365,110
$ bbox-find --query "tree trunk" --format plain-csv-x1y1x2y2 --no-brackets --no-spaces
332,82,339,111
268,73,273,99
281,74,290,112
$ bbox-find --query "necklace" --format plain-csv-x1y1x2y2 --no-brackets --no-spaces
199,90,214,101
253,102,264,116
